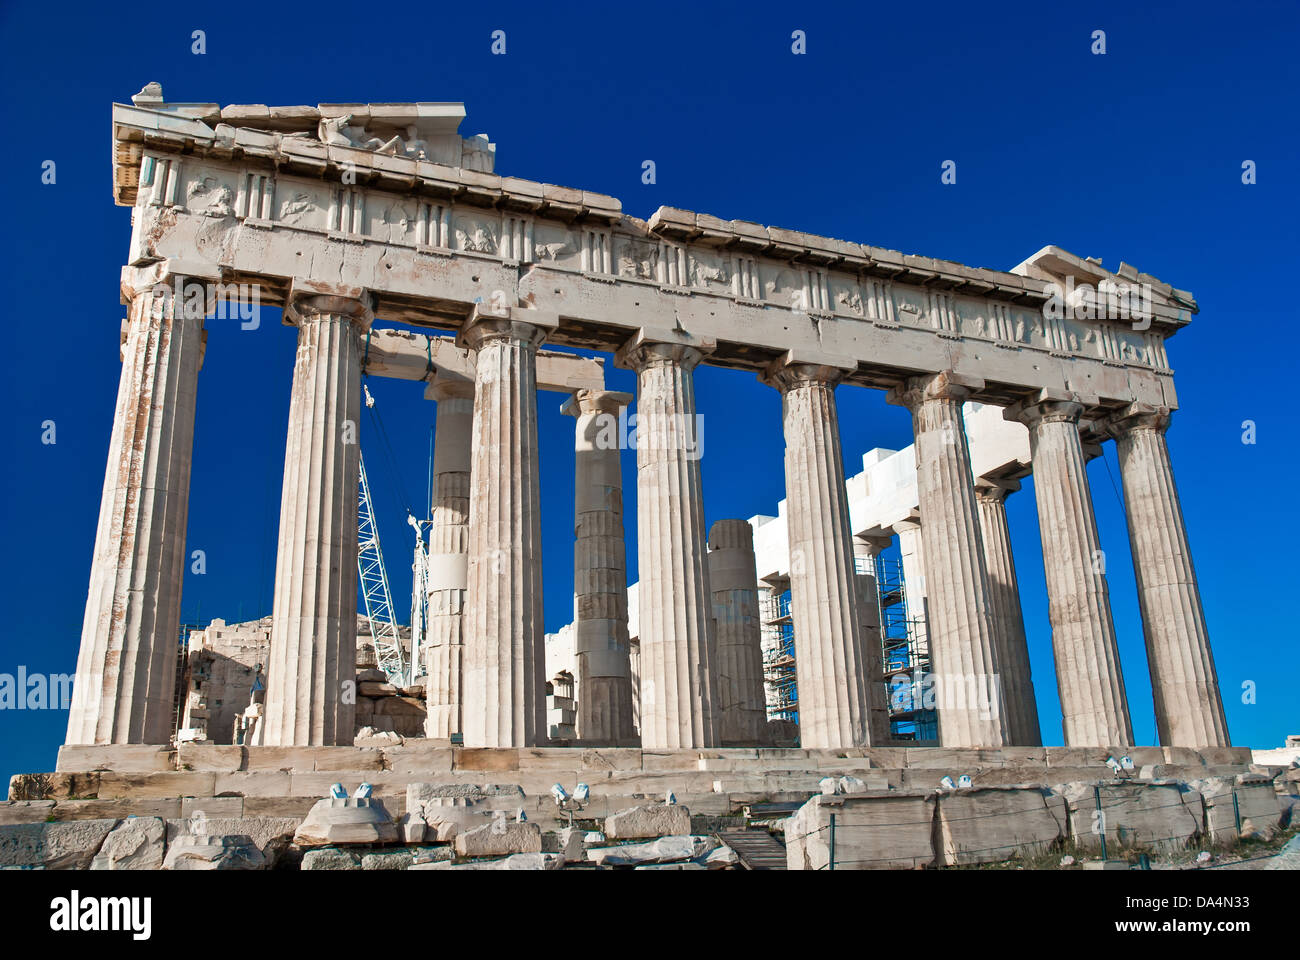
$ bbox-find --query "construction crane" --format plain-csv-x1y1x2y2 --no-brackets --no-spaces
357,450,407,685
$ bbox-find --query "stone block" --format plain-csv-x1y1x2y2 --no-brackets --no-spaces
301,848,362,871
0,819,119,869
89,817,166,870
241,796,318,819
361,850,415,870
1058,780,1203,853
454,748,520,772
96,772,217,800
164,817,301,854
0,801,56,824
634,861,706,870
294,797,398,846
454,819,543,858
401,813,427,843
935,787,1064,866
9,771,102,801
785,793,935,870
312,748,384,772
50,798,182,821
704,844,739,868
212,771,292,797
587,834,717,866
177,743,245,772
604,803,691,839
1193,776,1283,844
413,852,562,870
384,744,454,774
181,796,244,819
163,833,267,870
56,744,175,773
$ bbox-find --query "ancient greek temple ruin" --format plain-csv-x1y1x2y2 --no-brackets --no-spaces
68,85,1230,761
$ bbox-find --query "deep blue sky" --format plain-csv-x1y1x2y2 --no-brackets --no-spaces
1,1,1296,783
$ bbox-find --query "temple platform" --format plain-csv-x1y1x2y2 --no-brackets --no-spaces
6,741,1260,826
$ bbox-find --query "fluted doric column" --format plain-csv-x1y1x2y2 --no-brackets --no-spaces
614,334,719,748
459,306,555,747
67,282,205,744
260,290,369,746
888,372,1008,747
973,478,1041,746
562,389,636,745
1106,404,1229,747
1008,392,1133,747
708,519,767,746
764,358,875,748
423,377,474,739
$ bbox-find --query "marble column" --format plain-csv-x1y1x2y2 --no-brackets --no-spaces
614,334,719,748
892,518,929,658
66,284,204,745
888,372,1008,748
562,389,636,745
854,535,894,745
707,519,767,746
974,478,1042,747
1008,393,1133,747
260,291,369,746
1107,404,1229,747
422,377,473,739
459,306,553,748
763,359,874,748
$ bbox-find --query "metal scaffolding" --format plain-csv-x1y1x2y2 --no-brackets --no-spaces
872,555,937,742
760,586,798,725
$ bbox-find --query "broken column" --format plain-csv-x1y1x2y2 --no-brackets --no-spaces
973,478,1042,747
1106,404,1229,747
67,281,205,745
615,333,719,748
423,377,473,739
853,535,894,745
459,306,554,748
892,517,929,656
888,372,1008,748
562,389,636,745
707,519,767,746
1008,392,1133,747
259,289,369,746
763,358,875,748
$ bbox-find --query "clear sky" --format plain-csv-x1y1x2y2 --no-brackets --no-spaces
1,0,1295,784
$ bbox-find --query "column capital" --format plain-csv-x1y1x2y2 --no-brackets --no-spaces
759,350,856,393
974,477,1021,504
561,389,633,418
1103,401,1173,438
854,534,893,559
892,515,922,535
886,370,984,409
423,374,475,403
1005,389,1084,428
613,329,714,373
286,278,374,329
458,304,557,352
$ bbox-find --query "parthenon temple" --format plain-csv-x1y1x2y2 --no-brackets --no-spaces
68,86,1231,755
10,87,1272,872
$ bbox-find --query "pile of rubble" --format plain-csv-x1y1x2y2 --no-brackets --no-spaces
298,784,740,871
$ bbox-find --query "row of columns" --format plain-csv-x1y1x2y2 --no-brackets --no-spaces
66,282,1228,753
